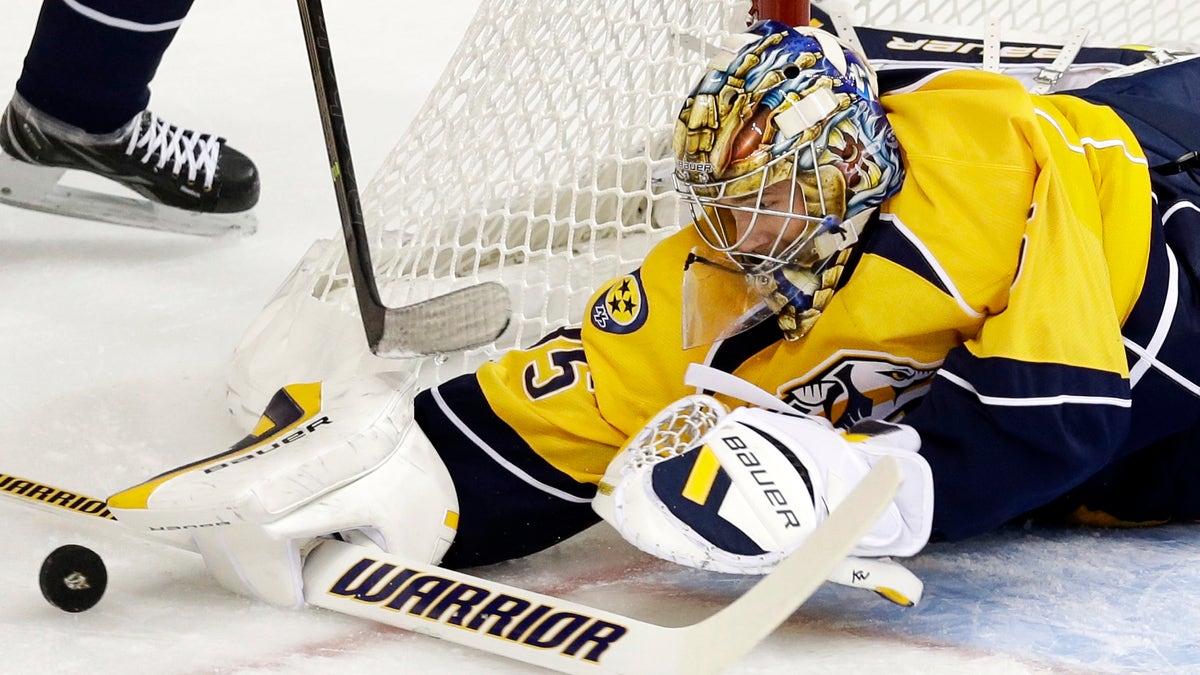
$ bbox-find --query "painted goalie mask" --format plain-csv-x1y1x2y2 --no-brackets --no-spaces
674,21,904,343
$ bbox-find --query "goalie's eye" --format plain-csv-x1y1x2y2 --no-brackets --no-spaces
723,193,759,208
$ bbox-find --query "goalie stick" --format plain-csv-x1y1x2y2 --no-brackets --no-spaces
296,0,511,358
1,457,903,673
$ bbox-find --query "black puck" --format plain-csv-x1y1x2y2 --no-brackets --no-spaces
39,544,107,612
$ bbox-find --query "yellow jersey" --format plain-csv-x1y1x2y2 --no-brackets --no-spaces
416,67,1200,564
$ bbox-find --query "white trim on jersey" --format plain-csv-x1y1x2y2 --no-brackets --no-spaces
879,212,986,320
936,368,1132,408
1033,108,1149,165
1162,199,1200,223
1124,338,1200,398
1122,201,1200,398
1128,244,1180,388
429,385,592,504
63,0,186,33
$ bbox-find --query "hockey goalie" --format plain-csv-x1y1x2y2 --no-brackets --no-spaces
107,15,1200,626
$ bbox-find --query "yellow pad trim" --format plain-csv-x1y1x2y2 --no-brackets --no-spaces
443,510,460,531
874,587,915,608
251,414,277,437
108,382,324,511
681,446,721,505
1068,505,1169,528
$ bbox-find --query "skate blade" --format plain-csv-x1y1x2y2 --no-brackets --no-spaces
0,151,256,237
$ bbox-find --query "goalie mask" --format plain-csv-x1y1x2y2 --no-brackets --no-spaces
674,21,904,343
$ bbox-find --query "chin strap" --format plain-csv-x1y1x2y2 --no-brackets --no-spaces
755,207,877,340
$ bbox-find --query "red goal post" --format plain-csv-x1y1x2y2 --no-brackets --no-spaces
750,0,811,27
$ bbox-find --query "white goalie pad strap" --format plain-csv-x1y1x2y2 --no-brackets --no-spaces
595,403,933,576
109,373,417,530
1030,26,1090,94
983,17,1003,73
684,363,796,414
820,0,866,64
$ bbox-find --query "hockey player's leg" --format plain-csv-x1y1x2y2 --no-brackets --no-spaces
1,0,259,233
107,375,458,608
593,396,933,603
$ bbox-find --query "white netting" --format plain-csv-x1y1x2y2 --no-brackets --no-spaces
860,0,1198,48
226,0,1200,420
623,395,728,469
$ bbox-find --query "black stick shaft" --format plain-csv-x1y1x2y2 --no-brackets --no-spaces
296,0,386,343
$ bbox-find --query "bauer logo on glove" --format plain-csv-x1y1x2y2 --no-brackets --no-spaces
652,429,819,557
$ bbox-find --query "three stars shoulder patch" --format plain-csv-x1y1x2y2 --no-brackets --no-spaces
590,273,649,334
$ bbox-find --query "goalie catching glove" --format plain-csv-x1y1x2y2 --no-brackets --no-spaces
593,395,933,579
108,374,459,608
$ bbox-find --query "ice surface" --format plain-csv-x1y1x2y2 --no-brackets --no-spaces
2,2,1199,674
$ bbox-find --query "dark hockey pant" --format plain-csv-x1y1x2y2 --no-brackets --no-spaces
16,0,196,134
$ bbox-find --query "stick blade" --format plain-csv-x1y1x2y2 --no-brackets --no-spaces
680,455,904,673
373,282,511,358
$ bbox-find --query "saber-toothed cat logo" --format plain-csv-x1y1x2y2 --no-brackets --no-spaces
778,351,940,426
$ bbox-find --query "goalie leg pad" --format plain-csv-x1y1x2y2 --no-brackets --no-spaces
191,421,459,608
109,375,459,608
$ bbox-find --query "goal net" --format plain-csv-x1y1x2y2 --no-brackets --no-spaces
226,0,1200,420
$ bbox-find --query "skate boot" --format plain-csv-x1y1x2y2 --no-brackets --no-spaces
0,93,259,235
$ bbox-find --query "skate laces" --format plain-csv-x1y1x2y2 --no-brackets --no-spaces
125,112,221,190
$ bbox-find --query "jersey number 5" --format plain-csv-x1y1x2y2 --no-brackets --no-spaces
523,347,591,401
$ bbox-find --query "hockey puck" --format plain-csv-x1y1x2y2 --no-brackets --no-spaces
39,544,107,613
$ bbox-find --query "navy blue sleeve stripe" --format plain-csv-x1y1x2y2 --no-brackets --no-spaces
705,317,784,376
936,353,1131,405
936,369,1131,408
865,214,953,298
905,349,1132,540
876,213,985,318
418,375,596,503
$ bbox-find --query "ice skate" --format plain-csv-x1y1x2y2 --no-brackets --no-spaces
0,93,258,236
